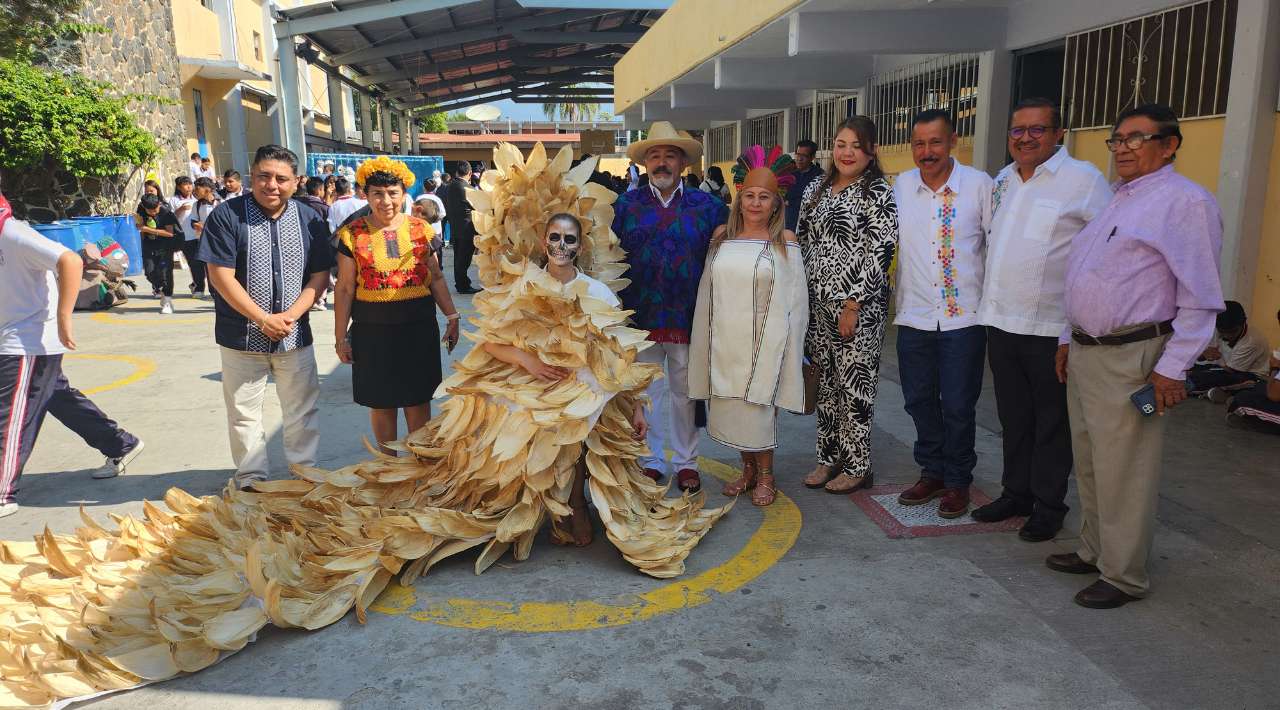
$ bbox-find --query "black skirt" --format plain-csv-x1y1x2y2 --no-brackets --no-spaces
350,304,442,409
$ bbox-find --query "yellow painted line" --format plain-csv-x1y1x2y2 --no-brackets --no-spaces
64,354,157,395
90,312,209,326
370,456,802,631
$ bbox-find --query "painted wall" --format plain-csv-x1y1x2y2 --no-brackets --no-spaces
1069,118,1226,193
243,96,276,164
172,0,221,60
182,77,240,173
1249,116,1280,349
614,0,806,112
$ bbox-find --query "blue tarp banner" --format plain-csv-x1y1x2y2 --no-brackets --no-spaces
305,153,445,201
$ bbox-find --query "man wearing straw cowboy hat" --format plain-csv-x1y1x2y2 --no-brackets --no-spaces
612,121,728,494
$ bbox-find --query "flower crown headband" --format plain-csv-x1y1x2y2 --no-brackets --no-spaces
355,156,416,189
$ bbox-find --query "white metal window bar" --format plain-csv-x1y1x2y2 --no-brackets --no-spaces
865,54,980,146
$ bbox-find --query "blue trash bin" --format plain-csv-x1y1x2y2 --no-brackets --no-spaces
109,215,144,276
29,223,79,251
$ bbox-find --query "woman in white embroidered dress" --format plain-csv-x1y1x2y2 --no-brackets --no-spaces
689,164,809,506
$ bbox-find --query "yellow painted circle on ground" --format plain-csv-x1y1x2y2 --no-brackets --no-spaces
90,311,209,326
370,457,802,632
64,354,157,395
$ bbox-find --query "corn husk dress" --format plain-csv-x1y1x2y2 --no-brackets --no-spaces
0,144,732,708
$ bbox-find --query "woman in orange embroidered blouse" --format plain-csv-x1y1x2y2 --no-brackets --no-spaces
334,159,461,454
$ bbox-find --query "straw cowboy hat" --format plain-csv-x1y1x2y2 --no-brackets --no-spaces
627,121,704,163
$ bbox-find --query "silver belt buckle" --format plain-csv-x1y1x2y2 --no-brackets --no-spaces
1071,327,1101,345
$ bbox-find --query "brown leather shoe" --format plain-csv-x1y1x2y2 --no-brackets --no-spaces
937,488,970,519
898,477,946,506
1073,580,1141,609
1045,552,1099,575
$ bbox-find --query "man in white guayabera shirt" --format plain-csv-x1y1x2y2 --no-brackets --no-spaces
972,97,1111,543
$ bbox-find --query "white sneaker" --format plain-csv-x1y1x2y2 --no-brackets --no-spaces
310,300,327,312
93,440,145,479
235,475,266,491
0,502,17,519
160,297,174,314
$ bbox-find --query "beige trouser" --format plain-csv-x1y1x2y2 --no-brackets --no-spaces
1066,334,1170,597
219,346,321,486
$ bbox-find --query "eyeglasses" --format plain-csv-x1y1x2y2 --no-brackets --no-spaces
1008,125,1052,140
1104,133,1165,151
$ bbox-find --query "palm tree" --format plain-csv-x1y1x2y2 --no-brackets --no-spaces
541,86,601,123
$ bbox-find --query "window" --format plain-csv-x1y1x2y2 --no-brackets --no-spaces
1063,0,1236,129
199,0,212,8
253,31,262,61
793,103,814,144
192,88,208,156
866,54,980,146
707,123,738,164
746,111,783,148
813,92,858,151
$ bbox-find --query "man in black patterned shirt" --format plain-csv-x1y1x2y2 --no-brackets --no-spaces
198,145,334,490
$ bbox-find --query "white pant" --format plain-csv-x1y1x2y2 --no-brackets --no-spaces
637,342,699,473
219,346,321,485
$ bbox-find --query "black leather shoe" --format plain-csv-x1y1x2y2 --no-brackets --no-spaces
1018,514,1062,542
455,286,482,295
970,495,1032,523
1045,552,1099,574
1073,580,1141,609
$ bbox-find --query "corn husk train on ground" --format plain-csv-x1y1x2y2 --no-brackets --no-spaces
0,143,732,707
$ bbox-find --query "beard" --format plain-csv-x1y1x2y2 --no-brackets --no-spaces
649,172,677,191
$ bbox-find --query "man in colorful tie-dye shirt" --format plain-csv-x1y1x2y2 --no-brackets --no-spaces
612,122,728,494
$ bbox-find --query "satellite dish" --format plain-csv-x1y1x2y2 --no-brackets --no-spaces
465,104,501,122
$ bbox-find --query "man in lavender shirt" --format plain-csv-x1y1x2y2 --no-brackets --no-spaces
1047,104,1224,609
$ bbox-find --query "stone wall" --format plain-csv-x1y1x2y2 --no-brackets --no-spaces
3,0,188,221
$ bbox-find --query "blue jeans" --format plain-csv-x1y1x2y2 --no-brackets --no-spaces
896,325,986,489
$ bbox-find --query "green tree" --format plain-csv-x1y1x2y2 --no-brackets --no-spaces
417,110,448,133
541,87,601,122
445,110,469,123
0,58,157,176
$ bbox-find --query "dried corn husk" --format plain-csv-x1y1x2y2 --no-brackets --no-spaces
0,143,731,707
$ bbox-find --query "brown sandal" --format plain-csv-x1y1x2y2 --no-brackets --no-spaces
722,459,757,496
676,468,702,494
751,469,777,506
803,464,840,489
824,471,873,494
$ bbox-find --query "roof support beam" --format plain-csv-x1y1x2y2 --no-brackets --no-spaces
714,56,872,91
512,29,644,44
516,0,669,8
787,9,1006,56
274,0,469,39
641,100,745,125
387,69,608,100
356,46,614,86
406,89,516,112
510,95,613,103
669,84,794,110
331,9,601,66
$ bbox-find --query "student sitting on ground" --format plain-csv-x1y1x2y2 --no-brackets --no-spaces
1189,300,1272,403
1225,308,1280,433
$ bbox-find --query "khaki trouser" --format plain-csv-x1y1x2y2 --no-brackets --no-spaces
1066,334,1170,597
219,345,321,487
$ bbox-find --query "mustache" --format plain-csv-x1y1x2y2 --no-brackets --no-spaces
651,167,673,176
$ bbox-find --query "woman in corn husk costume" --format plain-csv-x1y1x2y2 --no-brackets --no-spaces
0,144,731,708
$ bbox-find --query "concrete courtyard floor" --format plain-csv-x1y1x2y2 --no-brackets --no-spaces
6,262,1279,710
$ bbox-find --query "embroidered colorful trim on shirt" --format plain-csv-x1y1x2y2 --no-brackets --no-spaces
936,187,962,317
991,175,1009,219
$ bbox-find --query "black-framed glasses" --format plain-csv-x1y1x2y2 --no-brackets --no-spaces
1008,125,1051,140
1104,133,1165,151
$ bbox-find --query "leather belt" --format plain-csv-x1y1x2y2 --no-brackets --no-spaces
1071,320,1174,346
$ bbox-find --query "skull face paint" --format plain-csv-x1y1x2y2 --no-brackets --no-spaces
544,217,582,267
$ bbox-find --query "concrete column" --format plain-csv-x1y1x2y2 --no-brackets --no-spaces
357,92,374,150
379,101,394,153
327,74,347,146
972,49,1013,176
274,36,307,164
1216,0,1280,304
223,84,250,172
400,110,413,155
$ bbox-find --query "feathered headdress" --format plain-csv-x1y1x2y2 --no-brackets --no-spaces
731,144,797,195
